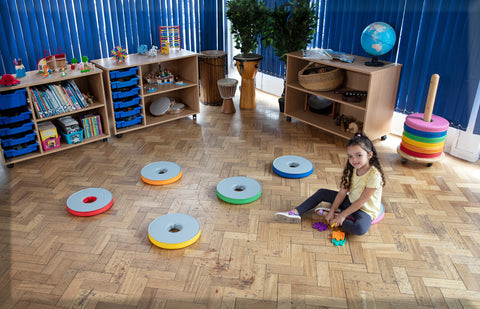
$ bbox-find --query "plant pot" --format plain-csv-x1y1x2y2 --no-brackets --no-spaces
278,97,285,113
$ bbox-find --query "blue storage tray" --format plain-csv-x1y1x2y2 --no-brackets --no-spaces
114,105,142,119
111,77,139,89
0,109,31,125
112,86,140,99
0,121,35,137
113,96,141,109
1,131,37,147
0,88,27,110
110,67,138,79
116,114,143,129
3,142,38,158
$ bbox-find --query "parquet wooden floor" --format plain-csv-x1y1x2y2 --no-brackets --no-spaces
1,91,480,308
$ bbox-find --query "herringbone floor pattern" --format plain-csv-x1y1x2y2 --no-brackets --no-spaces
1,91,480,308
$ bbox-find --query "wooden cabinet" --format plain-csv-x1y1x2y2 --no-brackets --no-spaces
92,50,199,137
285,51,402,141
0,69,110,167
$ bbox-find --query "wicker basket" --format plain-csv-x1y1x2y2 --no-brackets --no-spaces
298,62,345,91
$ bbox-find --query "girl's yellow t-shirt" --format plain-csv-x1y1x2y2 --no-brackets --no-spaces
348,166,383,220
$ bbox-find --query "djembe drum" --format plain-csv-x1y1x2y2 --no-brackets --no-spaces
217,78,238,114
233,54,263,109
199,50,227,105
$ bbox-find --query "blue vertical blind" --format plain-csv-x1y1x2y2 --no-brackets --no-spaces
0,0,204,75
1,0,478,132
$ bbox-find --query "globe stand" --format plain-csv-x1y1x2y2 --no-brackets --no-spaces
365,56,385,67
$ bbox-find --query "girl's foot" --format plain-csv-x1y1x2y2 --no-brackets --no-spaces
314,207,340,216
274,211,301,224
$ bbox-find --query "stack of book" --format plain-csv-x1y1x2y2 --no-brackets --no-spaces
80,114,103,138
30,81,90,119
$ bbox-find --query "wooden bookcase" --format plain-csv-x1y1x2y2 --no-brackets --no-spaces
0,68,110,167
285,51,402,141
92,50,199,137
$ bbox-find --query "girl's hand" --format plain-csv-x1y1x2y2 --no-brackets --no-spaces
324,211,335,223
333,214,346,227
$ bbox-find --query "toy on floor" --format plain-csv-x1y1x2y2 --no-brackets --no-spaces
66,188,113,216
141,161,182,185
398,74,448,166
272,155,314,179
332,230,346,246
216,176,262,204
313,222,328,231
148,213,201,249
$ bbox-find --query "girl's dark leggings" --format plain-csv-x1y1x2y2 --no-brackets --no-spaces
295,188,372,235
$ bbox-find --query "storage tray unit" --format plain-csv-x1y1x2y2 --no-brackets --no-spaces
107,67,142,130
91,50,199,137
0,89,38,160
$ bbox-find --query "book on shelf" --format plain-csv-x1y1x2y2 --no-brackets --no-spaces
30,81,90,119
80,114,102,138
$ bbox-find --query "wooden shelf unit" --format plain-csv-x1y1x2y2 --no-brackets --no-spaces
285,51,402,141
92,50,199,137
0,68,110,166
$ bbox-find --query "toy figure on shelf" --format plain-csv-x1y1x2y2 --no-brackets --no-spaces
0,74,21,86
147,45,158,57
161,42,170,55
138,44,148,55
14,58,26,78
80,56,91,73
37,58,47,73
42,65,52,78
111,46,128,63
156,69,174,84
70,58,78,70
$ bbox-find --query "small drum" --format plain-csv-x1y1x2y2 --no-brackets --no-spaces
217,78,238,114
199,50,227,106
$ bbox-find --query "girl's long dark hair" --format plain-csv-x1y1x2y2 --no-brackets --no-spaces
340,133,385,190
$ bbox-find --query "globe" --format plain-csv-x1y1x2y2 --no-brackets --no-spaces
360,22,396,66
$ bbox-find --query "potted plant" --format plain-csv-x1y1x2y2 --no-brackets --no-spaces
226,0,269,55
226,0,269,109
263,0,318,112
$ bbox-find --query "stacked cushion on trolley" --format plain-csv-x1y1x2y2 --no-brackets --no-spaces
400,113,448,159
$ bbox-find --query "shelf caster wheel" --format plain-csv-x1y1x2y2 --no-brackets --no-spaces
381,135,387,141
286,116,292,122
116,134,123,138
103,138,109,142
6,164,14,168
192,114,197,120
401,157,407,164
427,163,433,167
